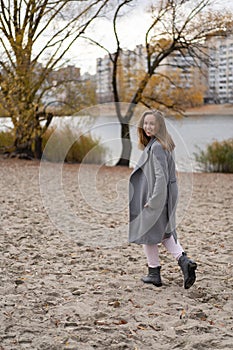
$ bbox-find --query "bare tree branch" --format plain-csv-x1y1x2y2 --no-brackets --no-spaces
89,0,233,165
0,0,111,158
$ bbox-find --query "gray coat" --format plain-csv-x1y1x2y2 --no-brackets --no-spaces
129,138,178,245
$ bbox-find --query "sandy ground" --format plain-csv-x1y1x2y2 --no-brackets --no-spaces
0,158,233,350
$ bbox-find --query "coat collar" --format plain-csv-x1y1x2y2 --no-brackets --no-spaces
131,137,156,175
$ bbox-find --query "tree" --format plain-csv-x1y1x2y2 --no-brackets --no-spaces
142,67,206,110
86,0,233,166
60,79,97,115
0,0,110,158
46,70,97,116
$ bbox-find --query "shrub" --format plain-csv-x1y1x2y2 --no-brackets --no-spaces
0,130,14,152
42,125,107,164
194,138,233,173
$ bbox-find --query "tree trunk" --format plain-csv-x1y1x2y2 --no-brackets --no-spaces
13,122,32,158
115,121,132,167
12,111,53,159
14,137,34,159
34,136,43,159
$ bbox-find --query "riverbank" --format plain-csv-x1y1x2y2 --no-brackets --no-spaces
184,103,233,116
1,103,233,121
1,158,233,349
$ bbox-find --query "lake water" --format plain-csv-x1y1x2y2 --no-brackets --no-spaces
1,114,233,172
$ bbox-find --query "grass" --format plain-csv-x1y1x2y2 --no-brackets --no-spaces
42,125,107,164
0,124,107,164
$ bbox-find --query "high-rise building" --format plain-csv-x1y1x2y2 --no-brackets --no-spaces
96,55,113,103
96,44,206,105
164,51,205,88
96,45,146,103
206,34,233,103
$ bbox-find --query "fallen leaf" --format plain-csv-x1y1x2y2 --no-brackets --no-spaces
108,300,121,308
113,319,128,325
128,298,141,308
94,319,109,326
137,326,147,330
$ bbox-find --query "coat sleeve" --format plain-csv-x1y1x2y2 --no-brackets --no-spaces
147,143,168,210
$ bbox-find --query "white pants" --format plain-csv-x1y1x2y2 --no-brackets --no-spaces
143,235,183,268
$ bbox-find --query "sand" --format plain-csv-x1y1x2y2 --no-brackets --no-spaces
0,158,233,350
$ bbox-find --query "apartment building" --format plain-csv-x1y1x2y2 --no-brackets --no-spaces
43,65,81,105
206,34,233,103
96,45,146,103
165,51,205,88
96,44,205,104
145,50,203,102
96,35,233,105
96,55,113,103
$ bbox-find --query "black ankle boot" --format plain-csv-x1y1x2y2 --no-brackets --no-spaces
141,266,162,287
178,252,197,289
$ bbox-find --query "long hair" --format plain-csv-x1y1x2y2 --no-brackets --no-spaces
137,109,175,152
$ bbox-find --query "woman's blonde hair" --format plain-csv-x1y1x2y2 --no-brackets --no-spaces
137,109,175,152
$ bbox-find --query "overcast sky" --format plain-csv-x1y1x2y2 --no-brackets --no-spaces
66,0,153,74
66,0,233,75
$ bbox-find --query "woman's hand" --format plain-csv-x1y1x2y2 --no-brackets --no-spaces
144,202,149,208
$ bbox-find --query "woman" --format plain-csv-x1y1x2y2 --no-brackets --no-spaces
129,109,197,289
